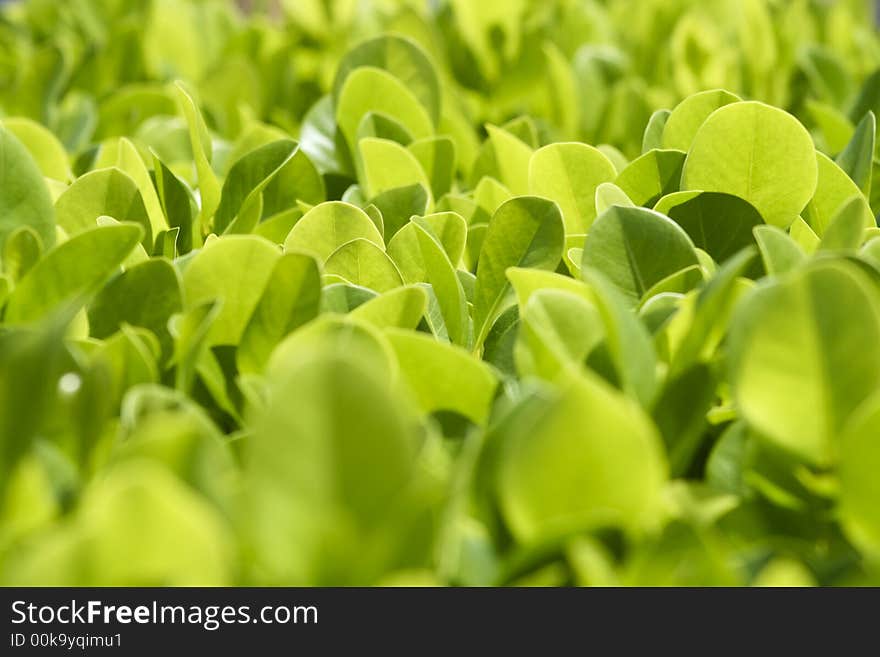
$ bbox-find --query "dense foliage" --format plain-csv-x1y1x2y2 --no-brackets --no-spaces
1,0,880,585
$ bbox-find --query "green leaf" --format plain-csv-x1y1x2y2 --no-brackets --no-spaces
385,328,497,425
595,182,635,214
408,136,456,199
439,106,479,182
152,154,197,253
88,257,182,361
705,422,749,495
479,303,518,378
267,316,394,385
283,201,383,262
582,205,698,305
654,191,762,264
332,34,440,126
350,285,428,330
182,235,281,346
668,246,757,375
480,125,533,196
514,288,604,382
357,112,413,145
661,89,741,152
98,85,177,142
421,211,467,266
818,196,867,251
7,0,880,587
55,168,153,248
2,226,43,283
174,81,220,234
622,520,740,586
237,252,322,374
300,95,353,177
115,137,168,239
5,224,143,324
0,275,9,310
789,216,820,254
3,117,70,182
413,221,469,346
8,461,232,585
849,68,880,125
860,236,880,271
324,238,403,292
598,145,629,174
753,558,816,587
641,265,703,303
754,224,805,276
363,204,384,238
528,142,617,233
729,260,880,465
615,149,686,207
0,124,56,251
473,196,564,349
261,147,326,216
807,99,855,154
96,215,150,268
246,348,435,584
497,370,667,543
464,222,488,272
0,317,69,481
468,116,538,189
642,109,670,154
369,183,430,239
683,102,818,228
580,267,658,407
835,111,875,196
436,194,489,228
474,177,512,216
359,137,431,201
92,327,161,408
114,384,235,506
543,41,579,138
169,299,222,394
839,393,880,558
223,123,289,169
507,267,595,309
336,67,433,151
563,246,583,278
799,45,852,109
803,152,874,236
387,212,467,283
652,364,715,476
214,139,299,234
495,116,538,148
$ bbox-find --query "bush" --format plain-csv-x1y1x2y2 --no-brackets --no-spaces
1,0,879,586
